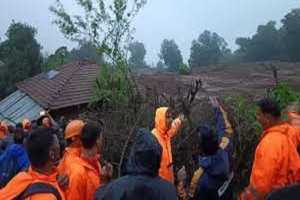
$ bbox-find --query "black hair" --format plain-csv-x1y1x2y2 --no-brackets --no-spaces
14,127,25,144
26,128,55,168
16,123,22,129
197,124,219,156
81,122,102,149
257,98,281,118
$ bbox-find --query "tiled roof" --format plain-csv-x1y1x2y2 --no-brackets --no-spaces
16,61,100,110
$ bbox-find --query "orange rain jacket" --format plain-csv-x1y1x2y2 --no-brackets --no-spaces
58,146,81,173
152,107,182,183
58,120,84,173
0,167,65,200
240,122,300,200
64,155,101,200
288,112,300,146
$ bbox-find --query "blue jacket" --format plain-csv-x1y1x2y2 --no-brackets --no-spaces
195,107,233,200
0,144,30,172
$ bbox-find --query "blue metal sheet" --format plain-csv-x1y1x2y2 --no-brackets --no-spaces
0,90,44,125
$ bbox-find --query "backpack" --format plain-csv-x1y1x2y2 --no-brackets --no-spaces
0,149,19,188
15,182,62,200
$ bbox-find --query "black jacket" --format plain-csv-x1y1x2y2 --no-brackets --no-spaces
94,128,177,200
266,184,300,200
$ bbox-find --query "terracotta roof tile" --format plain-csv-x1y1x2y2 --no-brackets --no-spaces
16,61,100,110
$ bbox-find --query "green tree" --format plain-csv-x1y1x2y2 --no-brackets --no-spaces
43,46,70,71
70,40,103,64
159,39,183,72
50,0,147,105
128,41,147,69
43,41,104,72
282,9,300,61
189,30,229,67
0,22,42,98
235,21,283,62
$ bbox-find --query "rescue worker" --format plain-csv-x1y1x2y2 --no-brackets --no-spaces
64,122,112,200
152,107,184,183
58,120,85,173
94,128,177,200
240,98,295,200
0,128,65,200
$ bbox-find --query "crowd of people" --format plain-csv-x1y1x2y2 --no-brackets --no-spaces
0,96,299,200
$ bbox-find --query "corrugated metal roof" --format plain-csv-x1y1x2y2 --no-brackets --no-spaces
0,90,43,125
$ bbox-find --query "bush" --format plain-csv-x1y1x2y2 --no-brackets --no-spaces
268,82,300,110
224,96,261,196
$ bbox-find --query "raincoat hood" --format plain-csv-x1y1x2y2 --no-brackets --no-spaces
262,122,290,139
126,128,162,176
154,107,169,135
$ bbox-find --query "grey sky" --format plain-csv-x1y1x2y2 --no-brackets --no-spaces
0,0,299,64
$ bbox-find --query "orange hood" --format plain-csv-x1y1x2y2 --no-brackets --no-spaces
154,107,169,136
262,122,289,139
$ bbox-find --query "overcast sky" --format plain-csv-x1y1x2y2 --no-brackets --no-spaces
0,0,299,64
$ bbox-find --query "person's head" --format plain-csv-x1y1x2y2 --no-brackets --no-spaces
256,98,281,129
197,123,219,156
22,118,32,131
155,107,173,132
14,127,26,144
64,120,85,147
26,128,61,170
0,121,8,139
42,117,52,128
81,122,103,155
126,128,162,176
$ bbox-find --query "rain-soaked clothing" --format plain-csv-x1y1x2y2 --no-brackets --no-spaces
94,128,177,200
64,153,101,200
0,167,65,200
288,112,300,148
240,122,300,200
58,146,81,173
152,107,182,183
